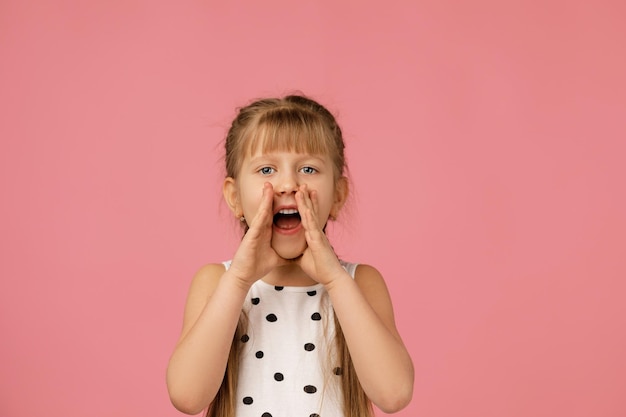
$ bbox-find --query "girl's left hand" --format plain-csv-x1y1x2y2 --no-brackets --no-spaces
294,184,347,286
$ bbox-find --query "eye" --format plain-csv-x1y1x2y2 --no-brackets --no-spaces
258,166,275,175
300,166,317,175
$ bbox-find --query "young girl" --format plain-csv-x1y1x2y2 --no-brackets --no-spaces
167,94,414,417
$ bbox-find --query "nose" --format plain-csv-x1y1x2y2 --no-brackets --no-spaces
274,171,298,194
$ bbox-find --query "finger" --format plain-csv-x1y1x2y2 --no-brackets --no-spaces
298,194,327,247
296,186,316,231
299,184,317,216
258,182,275,227
250,183,274,230
303,186,323,231
309,189,320,218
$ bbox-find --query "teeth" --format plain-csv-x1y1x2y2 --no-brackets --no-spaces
278,209,299,215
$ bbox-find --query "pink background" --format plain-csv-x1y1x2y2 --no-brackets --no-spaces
1,1,625,416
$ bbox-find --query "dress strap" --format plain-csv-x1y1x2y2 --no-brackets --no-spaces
223,259,358,278
339,260,358,278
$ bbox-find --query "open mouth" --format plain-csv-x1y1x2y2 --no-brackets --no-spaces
273,208,302,230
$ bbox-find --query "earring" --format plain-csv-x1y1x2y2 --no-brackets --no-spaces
240,216,246,222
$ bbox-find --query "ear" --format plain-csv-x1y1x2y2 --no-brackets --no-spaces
330,176,349,219
223,177,242,217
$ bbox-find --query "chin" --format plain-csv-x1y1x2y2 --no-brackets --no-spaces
279,252,304,261
272,240,307,260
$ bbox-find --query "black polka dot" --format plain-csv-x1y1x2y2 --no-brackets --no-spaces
304,343,315,351
311,312,321,321
274,286,284,291
307,290,317,296
242,396,253,405
255,351,264,359
333,367,343,376
262,413,273,417
251,297,260,305
240,334,250,343
274,372,284,381
266,313,277,322
304,385,317,394
310,414,320,417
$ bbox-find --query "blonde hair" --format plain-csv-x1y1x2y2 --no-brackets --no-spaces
207,94,372,417
224,95,346,180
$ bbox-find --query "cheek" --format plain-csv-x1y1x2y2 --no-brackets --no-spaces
316,190,338,215
240,185,265,213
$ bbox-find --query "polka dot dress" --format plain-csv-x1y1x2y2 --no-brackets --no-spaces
223,260,358,417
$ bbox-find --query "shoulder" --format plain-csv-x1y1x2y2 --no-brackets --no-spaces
192,262,227,284
353,264,399,326
179,263,228,336
196,262,228,277
353,264,388,292
185,263,227,310
338,261,387,291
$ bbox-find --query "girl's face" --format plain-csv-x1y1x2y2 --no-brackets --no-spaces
224,149,348,260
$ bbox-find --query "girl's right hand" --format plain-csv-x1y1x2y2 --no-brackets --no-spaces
227,182,283,288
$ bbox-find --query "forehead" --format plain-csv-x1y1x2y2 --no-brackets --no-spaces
244,119,333,158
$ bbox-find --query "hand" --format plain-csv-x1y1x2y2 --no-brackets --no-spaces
294,184,347,286
228,183,286,288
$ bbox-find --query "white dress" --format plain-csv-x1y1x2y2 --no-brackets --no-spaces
223,260,358,417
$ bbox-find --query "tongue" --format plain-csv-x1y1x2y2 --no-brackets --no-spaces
274,214,301,230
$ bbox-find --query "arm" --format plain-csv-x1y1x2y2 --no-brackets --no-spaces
295,185,414,412
326,264,414,413
166,264,249,415
167,183,284,414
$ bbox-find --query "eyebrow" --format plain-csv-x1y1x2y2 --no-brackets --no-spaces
247,153,328,165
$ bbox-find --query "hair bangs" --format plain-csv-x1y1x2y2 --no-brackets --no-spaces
245,107,334,158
